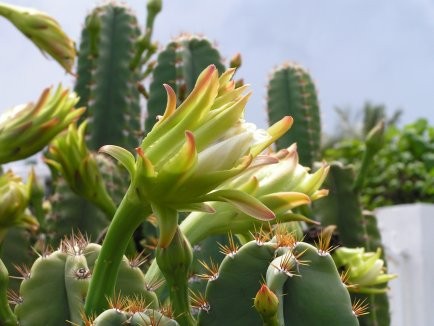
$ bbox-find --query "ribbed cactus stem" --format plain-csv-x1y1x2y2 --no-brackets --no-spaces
267,62,321,167
74,3,142,152
84,186,152,316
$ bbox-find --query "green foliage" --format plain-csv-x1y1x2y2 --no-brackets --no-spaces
324,119,434,209
322,102,401,149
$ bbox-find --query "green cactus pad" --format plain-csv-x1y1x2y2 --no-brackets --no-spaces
198,241,277,326
15,251,70,325
282,242,359,325
14,239,158,325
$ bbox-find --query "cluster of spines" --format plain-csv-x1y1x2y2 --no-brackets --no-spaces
84,294,177,325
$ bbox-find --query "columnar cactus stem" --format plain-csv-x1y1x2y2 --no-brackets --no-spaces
84,187,152,316
266,62,321,167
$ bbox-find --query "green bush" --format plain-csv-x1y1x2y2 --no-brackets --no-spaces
324,118,434,209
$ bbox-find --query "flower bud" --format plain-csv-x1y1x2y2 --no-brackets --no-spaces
45,122,116,217
333,247,396,293
0,2,76,73
0,85,84,164
229,52,242,69
0,171,38,233
254,284,279,323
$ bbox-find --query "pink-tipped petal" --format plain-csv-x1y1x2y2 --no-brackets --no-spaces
250,116,294,157
159,84,177,123
135,147,156,178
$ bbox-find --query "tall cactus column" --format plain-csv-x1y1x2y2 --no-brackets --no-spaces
74,3,143,152
267,62,321,168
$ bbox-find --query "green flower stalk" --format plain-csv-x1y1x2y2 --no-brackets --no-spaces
0,1,76,73
44,122,117,218
179,144,329,245
333,247,397,294
0,85,84,164
0,170,38,243
156,226,194,325
86,65,292,316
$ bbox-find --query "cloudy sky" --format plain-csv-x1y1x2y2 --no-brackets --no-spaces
1,0,433,135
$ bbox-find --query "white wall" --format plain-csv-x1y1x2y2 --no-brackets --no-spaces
376,204,434,326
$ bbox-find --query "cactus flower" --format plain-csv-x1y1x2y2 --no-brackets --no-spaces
0,170,38,240
333,247,397,293
101,65,292,246
180,144,329,245
0,2,76,73
44,122,117,218
0,85,84,164
87,66,292,315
